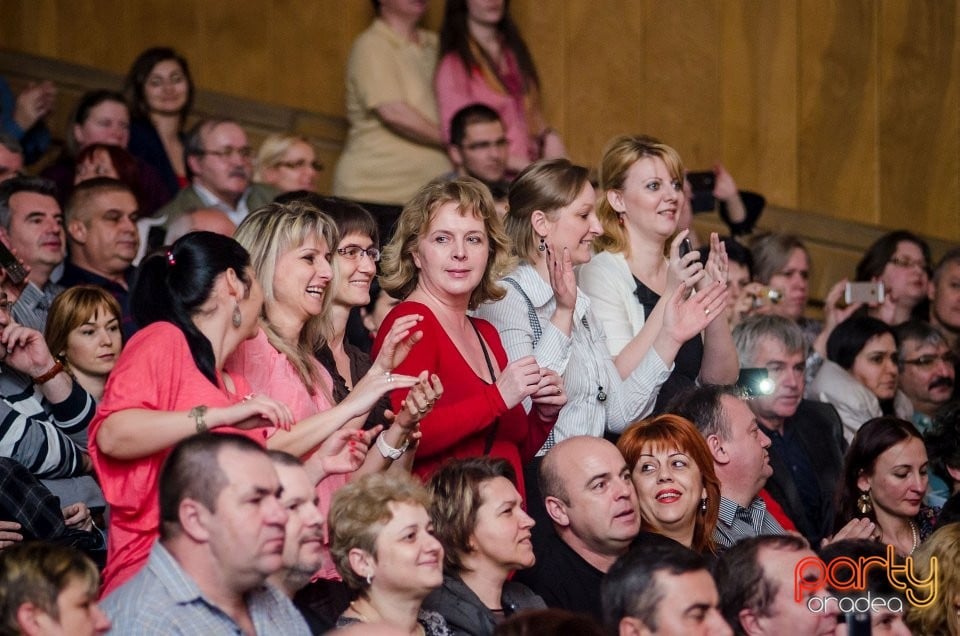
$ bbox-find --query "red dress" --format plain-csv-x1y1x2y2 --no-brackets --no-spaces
90,322,266,596
372,302,553,498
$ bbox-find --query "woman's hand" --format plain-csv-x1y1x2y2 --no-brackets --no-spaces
308,427,376,481
546,246,577,313
666,230,705,298
811,279,863,356
821,517,877,547
662,281,729,345
531,368,566,421
369,313,424,375
393,372,443,430
495,356,542,410
0,520,22,551
698,232,728,291
211,394,295,432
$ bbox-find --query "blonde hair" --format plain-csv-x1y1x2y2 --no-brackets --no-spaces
380,177,515,310
595,134,684,256
504,158,592,264
906,522,960,635
253,134,311,181
328,472,434,591
234,201,339,394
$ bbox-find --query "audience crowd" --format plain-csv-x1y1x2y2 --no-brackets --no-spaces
1,5,959,635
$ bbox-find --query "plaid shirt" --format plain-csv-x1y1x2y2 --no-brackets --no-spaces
0,457,65,539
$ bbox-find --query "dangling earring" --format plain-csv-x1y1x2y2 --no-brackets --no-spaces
232,302,242,328
700,497,707,512
365,573,373,586
857,489,873,515
618,213,625,226
538,236,546,252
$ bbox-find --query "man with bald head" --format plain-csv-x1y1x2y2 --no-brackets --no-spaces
514,436,641,622
159,118,276,228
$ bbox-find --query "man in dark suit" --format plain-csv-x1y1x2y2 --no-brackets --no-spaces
733,315,846,549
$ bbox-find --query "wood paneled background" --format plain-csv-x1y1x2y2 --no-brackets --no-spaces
2,0,957,241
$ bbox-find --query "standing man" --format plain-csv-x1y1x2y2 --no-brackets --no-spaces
732,316,846,549
446,104,510,215
103,434,310,634
0,176,65,331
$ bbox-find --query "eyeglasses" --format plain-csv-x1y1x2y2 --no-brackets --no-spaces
888,255,928,270
274,159,324,171
901,352,957,369
337,246,381,262
461,139,509,152
198,146,253,160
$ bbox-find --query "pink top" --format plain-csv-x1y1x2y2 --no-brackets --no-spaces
90,322,265,596
226,329,345,580
435,49,538,164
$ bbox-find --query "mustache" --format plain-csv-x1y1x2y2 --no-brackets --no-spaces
229,168,249,179
929,376,955,390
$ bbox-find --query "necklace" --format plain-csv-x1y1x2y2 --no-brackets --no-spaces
877,520,920,555
348,600,426,636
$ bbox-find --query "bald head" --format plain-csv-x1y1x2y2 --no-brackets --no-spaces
165,207,237,243
540,436,624,505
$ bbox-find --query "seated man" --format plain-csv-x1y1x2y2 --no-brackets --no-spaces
0,289,94,481
446,104,510,216
102,433,309,634
158,118,276,228
895,320,955,430
602,537,731,636
266,451,332,634
668,385,786,550
0,542,110,636
0,132,24,182
61,177,139,338
714,535,838,636
514,436,641,622
0,176,65,331
732,315,846,549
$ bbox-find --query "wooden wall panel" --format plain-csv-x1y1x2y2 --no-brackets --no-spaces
1,0,958,241
797,0,878,222
877,0,960,239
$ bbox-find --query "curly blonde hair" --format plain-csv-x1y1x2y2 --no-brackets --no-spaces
906,522,960,635
379,177,515,310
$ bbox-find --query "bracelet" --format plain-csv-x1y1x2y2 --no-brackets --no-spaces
189,405,208,433
375,432,409,460
31,361,64,385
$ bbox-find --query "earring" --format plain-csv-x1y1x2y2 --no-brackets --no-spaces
700,497,707,512
365,573,373,586
232,302,242,328
857,489,873,515
538,236,546,252
618,213,625,226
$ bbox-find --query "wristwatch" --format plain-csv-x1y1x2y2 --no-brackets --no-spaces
189,405,208,433
375,432,409,460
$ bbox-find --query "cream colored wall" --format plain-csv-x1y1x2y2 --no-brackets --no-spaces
2,0,957,240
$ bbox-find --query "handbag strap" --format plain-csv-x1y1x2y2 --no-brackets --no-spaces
469,318,500,455
502,277,542,347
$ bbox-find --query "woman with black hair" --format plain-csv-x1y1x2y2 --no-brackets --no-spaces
855,230,931,326
89,231,295,596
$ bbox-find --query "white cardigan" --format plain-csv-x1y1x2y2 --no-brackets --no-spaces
577,250,647,357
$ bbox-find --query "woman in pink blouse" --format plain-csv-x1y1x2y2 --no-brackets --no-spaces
436,0,566,173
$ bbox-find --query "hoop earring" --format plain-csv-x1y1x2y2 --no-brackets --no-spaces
538,236,546,252
232,302,242,328
856,489,873,515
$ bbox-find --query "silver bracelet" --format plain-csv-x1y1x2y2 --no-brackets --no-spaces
375,432,409,460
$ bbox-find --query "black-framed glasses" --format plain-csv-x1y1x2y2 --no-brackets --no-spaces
337,246,381,262
198,146,253,160
275,159,324,171
888,255,928,270
901,352,957,369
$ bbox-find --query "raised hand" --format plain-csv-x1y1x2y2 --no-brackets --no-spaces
663,281,729,344
13,81,56,131
699,232,728,290
307,427,374,479
394,372,443,429
370,313,424,375
0,323,57,377
546,246,577,312
712,163,739,201
666,229,705,298
495,355,542,409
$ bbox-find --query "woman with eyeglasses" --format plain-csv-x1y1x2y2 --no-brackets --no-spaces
808,315,911,442
854,230,932,326
254,134,322,193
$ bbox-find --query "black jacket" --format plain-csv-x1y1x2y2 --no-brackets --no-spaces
422,573,545,636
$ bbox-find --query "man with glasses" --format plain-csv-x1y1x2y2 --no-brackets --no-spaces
732,315,846,549
445,104,510,216
159,118,277,228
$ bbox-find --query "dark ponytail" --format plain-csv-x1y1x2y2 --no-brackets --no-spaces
132,232,251,385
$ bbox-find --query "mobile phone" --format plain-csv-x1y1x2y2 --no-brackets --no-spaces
686,171,716,213
737,368,774,397
845,281,885,305
843,611,872,636
679,238,693,259
0,241,27,286
750,286,783,308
